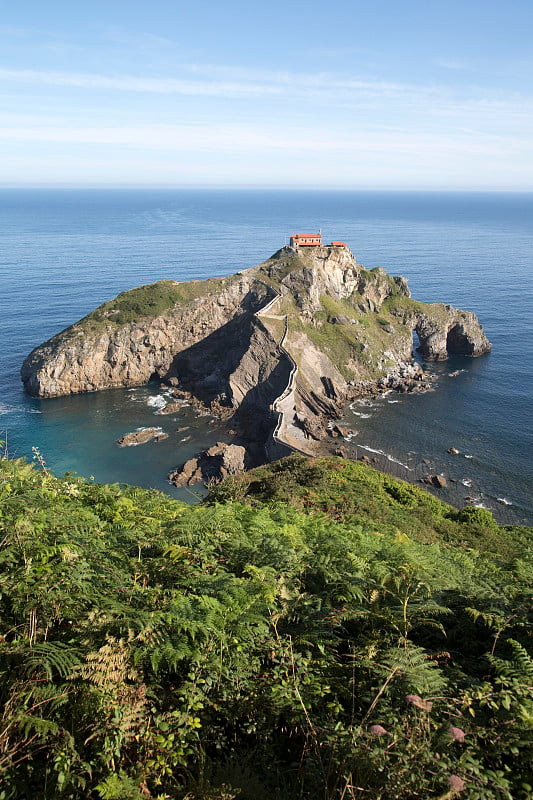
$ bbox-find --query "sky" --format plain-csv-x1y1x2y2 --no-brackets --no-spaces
1,0,532,189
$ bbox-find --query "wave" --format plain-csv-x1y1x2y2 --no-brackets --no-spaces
147,395,167,410
0,403,42,415
350,400,375,410
481,488,514,508
357,444,413,471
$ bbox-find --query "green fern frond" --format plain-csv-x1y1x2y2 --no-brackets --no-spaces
490,638,533,685
22,641,82,679
95,771,144,800
379,643,448,696
19,713,60,741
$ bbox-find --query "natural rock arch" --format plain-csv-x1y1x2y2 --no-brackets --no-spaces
446,323,478,356
413,308,490,361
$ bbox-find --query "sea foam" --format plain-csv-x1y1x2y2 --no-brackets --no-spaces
357,445,413,471
147,395,167,410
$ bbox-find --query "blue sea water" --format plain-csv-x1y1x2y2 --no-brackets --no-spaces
0,189,531,522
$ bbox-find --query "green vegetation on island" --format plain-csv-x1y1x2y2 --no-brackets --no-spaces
79,279,231,332
1,451,531,799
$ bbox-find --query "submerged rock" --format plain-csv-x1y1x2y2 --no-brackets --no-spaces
117,428,168,447
156,402,186,415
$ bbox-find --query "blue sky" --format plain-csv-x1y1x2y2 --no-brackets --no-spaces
1,0,532,189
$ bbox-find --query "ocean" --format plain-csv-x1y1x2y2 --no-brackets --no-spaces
0,189,531,523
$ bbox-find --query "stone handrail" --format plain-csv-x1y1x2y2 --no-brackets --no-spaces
271,321,312,457
272,317,295,432
256,287,282,316
255,280,311,458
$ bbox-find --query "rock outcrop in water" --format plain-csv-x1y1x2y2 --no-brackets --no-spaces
21,244,491,459
117,428,168,446
168,442,248,487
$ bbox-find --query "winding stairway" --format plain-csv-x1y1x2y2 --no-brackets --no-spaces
255,285,315,459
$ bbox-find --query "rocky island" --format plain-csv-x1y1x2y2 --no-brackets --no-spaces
22,240,491,482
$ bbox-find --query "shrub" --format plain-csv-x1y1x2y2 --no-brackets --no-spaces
0,454,531,799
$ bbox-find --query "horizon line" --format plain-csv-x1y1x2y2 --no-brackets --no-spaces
0,184,532,193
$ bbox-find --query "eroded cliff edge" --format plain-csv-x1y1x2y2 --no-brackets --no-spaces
21,245,491,458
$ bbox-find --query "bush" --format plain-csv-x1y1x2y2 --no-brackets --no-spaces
457,505,499,529
0,454,531,799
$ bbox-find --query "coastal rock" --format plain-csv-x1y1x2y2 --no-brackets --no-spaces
294,413,326,441
168,442,247,487
410,306,491,361
330,424,349,438
156,402,185,415
377,361,425,393
21,276,275,398
422,474,448,489
117,428,168,446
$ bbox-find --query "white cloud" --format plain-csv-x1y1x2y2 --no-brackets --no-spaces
0,121,527,160
1,63,531,132
0,60,531,188
0,64,475,103
0,67,284,97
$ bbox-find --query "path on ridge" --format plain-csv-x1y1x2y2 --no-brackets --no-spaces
255,288,316,458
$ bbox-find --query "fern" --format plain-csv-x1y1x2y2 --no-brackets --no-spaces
1,453,532,799
490,638,533,686
95,771,144,800
22,641,82,679
378,643,448,697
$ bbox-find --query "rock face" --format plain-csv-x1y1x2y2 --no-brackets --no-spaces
411,306,492,360
168,442,247,487
21,277,274,398
21,244,491,457
377,361,425,393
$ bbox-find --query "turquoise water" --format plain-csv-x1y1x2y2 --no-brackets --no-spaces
0,189,531,521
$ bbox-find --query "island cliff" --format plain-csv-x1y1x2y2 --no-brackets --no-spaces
21,244,491,461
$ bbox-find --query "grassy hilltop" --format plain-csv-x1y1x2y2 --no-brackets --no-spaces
0,452,531,800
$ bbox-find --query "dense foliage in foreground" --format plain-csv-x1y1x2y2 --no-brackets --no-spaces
0,454,532,799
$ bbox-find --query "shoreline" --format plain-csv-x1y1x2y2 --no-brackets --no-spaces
158,378,530,526
330,394,529,527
